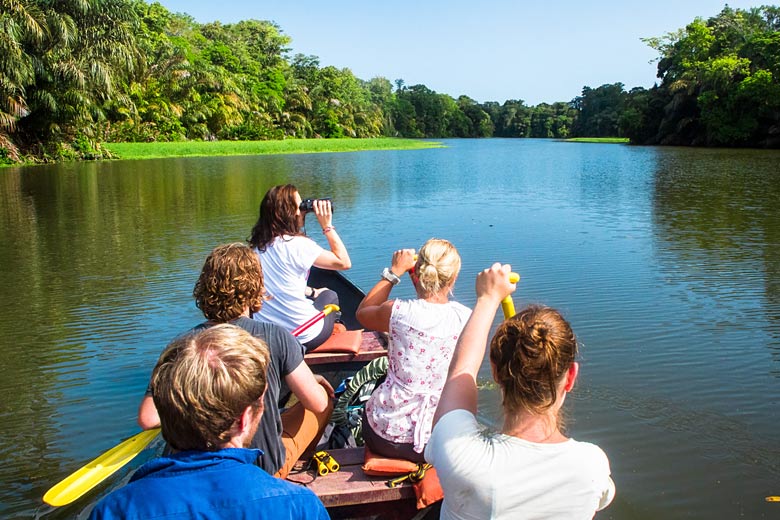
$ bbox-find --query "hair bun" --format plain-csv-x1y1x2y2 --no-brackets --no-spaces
488,305,578,416
519,321,549,360
529,321,549,343
415,238,461,297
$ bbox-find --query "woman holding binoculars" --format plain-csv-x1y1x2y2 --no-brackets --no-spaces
248,184,351,350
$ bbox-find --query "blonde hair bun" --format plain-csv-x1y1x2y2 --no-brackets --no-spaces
415,238,461,297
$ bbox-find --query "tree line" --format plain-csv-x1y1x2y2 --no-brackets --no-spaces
2,2,779,163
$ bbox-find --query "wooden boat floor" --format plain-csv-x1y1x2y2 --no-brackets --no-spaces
304,330,388,366
287,447,417,518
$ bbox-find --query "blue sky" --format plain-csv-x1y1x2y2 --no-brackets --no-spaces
154,1,761,105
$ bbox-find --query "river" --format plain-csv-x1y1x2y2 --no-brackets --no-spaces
1,139,778,519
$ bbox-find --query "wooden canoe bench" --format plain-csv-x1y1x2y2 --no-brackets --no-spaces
304,330,388,368
287,447,418,519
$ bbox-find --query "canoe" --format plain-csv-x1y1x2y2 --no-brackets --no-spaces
307,266,365,330
304,267,388,373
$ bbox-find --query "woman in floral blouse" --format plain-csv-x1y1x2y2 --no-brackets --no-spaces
356,239,471,462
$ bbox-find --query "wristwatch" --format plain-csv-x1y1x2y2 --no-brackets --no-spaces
381,267,401,286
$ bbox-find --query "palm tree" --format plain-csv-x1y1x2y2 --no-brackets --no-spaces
16,0,138,152
0,0,44,160
281,80,313,137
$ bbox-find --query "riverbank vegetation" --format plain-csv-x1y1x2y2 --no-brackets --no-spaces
103,138,442,160
565,138,630,144
2,2,779,165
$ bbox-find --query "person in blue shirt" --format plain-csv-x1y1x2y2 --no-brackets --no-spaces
89,324,329,520
137,243,333,478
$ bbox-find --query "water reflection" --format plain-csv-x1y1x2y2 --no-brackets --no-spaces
2,141,780,519
651,147,780,370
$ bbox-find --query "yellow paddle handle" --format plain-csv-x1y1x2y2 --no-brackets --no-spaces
323,304,340,315
500,272,520,319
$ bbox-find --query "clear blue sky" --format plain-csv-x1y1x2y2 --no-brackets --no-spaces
154,0,761,105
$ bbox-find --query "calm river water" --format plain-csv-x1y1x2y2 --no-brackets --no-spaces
1,139,779,519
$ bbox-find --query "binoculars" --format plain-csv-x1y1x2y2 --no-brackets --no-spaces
312,450,340,476
299,198,333,212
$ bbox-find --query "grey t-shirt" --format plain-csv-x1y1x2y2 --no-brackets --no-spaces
149,316,304,475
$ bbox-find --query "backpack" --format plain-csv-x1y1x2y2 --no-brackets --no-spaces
320,356,388,450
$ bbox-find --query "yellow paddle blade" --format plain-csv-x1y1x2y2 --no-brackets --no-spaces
767,496,780,502
43,428,160,507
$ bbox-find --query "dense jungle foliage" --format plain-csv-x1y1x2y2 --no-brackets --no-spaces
1,1,779,163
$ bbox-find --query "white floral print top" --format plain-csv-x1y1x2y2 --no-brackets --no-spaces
365,298,471,453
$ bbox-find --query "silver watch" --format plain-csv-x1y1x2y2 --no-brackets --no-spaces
381,267,401,286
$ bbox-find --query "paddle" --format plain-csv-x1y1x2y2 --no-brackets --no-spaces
291,304,340,336
501,273,521,319
43,428,160,507
43,305,340,507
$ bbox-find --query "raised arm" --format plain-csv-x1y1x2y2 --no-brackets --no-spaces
432,263,516,426
356,249,416,332
312,199,351,270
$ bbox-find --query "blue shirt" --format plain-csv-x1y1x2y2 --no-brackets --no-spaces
89,448,329,519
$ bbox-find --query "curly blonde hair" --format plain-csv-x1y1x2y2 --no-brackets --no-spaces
489,305,577,415
193,243,266,322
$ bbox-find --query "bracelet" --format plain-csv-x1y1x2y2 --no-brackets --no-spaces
322,226,335,234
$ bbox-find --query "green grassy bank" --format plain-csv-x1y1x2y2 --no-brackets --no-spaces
103,138,443,160
564,137,630,144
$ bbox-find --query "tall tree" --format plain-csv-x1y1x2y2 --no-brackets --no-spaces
635,6,780,146
0,0,43,160
397,84,447,137
491,100,530,137
571,83,626,137
17,0,139,155
365,76,395,134
457,96,493,137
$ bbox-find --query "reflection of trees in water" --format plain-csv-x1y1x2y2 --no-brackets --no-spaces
763,217,780,376
0,170,66,515
650,148,780,370
1,157,370,517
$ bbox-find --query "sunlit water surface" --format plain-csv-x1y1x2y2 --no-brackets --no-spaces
1,139,779,519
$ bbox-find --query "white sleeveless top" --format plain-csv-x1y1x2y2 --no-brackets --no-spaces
365,298,471,452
